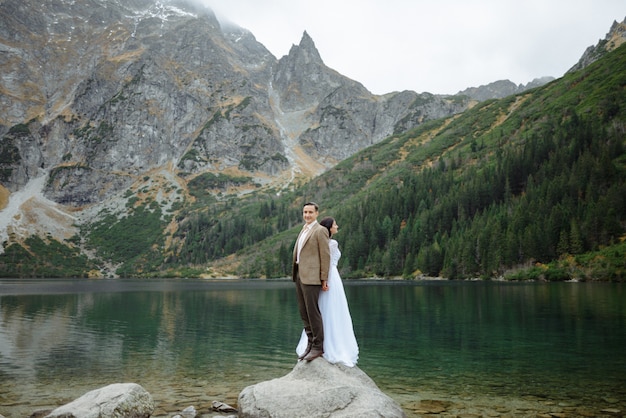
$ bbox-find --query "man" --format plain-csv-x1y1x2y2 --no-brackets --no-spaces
292,202,330,362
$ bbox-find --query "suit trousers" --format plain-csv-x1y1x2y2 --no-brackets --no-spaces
295,267,324,351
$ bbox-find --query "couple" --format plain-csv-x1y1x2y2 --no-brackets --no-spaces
292,202,358,367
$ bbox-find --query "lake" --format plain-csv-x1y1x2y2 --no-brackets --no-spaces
0,278,625,417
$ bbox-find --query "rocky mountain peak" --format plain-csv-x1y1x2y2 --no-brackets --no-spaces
456,77,555,102
568,16,626,72
292,30,323,64
272,30,349,112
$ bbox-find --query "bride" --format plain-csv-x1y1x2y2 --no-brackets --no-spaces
296,217,359,367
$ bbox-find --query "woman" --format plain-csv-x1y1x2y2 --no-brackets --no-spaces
296,217,359,367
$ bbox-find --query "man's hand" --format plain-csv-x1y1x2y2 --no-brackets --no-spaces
321,280,329,291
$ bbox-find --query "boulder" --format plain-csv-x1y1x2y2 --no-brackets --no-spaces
238,359,406,418
44,382,154,418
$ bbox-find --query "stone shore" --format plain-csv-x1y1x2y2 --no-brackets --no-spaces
7,377,624,417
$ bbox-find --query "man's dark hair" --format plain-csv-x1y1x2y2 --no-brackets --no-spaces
303,202,319,211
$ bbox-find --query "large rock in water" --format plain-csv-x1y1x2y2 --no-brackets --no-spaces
44,383,154,418
238,359,406,417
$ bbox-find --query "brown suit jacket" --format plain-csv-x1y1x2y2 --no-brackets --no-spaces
292,222,330,285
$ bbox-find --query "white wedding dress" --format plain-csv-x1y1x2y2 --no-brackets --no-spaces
296,239,359,367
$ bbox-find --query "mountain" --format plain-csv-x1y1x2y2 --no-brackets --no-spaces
0,0,473,257
0,0,622,279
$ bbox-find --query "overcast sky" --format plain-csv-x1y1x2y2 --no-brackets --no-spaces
202,1,625,95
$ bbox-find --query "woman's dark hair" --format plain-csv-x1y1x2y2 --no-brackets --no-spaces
320,217,335,237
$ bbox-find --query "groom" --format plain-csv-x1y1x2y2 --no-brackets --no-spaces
292,202,330,362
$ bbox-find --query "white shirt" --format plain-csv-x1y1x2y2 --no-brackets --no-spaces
296,221,316,264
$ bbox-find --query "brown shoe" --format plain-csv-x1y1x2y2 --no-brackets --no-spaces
298,343,312,361
304,348,324,362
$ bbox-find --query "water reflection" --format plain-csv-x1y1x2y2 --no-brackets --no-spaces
1,279,625,417
349,281,626,406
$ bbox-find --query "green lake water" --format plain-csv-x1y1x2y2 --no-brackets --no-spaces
0,279,624,417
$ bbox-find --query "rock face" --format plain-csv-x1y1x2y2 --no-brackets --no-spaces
44,383,155,418
238,359,406,418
